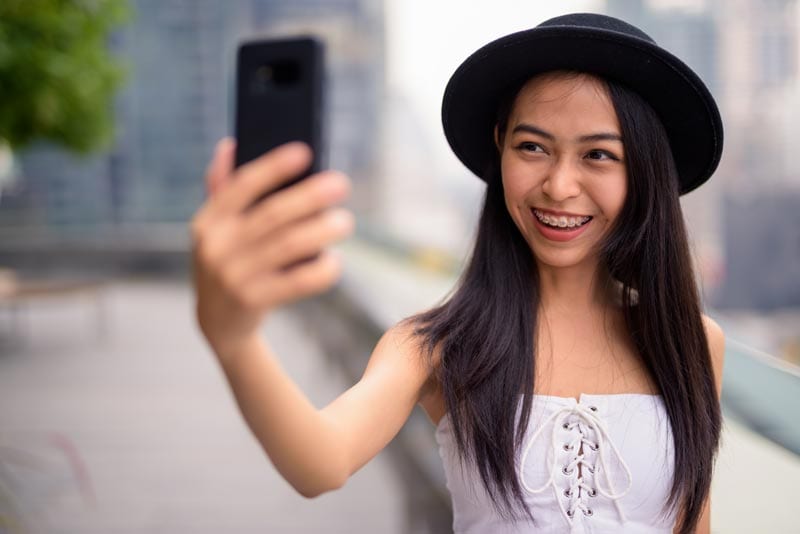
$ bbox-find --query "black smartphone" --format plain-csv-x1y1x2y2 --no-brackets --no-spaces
234,36,325,195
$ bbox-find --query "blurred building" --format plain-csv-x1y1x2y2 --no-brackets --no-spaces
711,0,799,192
710,0,800,308
718,192,800,309
606,0,800,308
0,0,384,270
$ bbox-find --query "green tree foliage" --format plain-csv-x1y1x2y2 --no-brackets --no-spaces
0,0,129,153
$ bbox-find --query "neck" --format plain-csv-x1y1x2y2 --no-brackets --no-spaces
536,259,615,317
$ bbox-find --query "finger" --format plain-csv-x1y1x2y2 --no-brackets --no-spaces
194,138,235,233
248,249,344,310
194,168,348,269
205,137,236,197
236,170,351,250
212,141,312,217
230,207,354,283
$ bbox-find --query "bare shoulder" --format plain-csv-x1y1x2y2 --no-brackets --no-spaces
701,314,725,360
369,320,422,364
701,314,726,397
363,319,436,394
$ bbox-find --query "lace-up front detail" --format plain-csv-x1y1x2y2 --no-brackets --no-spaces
519,402,633,523
435,393,676,534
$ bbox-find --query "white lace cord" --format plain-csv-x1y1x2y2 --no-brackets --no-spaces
518,403,634,522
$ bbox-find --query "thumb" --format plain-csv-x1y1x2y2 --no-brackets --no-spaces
205,137,236,197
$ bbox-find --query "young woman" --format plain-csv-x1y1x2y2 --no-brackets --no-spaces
191,13,725,534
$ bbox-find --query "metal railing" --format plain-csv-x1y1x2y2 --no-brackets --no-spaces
720,337,800,455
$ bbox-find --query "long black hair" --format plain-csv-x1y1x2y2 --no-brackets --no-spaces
403,73,721,534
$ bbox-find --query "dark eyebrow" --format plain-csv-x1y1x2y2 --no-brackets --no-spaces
578,132,623,143
511,123,554,140
511,123,622,143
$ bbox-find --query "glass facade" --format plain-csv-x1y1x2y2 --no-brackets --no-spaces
0,0,384,232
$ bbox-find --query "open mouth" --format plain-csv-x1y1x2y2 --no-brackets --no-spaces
532,209,593,230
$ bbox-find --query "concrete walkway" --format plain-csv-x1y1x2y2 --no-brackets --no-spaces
0,280,404,534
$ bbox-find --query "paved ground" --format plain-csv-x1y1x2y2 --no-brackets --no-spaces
0,280,405,534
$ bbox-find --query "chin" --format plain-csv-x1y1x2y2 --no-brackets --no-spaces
531,248,596,270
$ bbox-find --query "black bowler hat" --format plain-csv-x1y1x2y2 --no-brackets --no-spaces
441,12,723,195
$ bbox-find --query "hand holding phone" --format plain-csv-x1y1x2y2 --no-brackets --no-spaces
190,35,353,353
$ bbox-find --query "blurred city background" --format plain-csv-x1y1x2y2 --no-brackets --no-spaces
0,0,798,532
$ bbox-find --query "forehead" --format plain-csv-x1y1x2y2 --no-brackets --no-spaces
508,72,619,130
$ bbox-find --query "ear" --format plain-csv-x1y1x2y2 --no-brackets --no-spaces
493,124,503,153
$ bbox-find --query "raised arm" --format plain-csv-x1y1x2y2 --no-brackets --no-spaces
190,139,431,497
219,321,431,497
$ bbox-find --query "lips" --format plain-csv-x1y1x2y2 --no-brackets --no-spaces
530,208,593,242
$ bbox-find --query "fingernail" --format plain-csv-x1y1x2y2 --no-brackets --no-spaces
216,137,233,154
323,173,350,195
283,141,312,159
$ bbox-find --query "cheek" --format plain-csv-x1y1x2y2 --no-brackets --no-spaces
500,157,532,203
595,177,627,221
500,166,533,233
501,169,529,215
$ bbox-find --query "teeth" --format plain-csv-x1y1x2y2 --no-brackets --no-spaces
533,209,591,229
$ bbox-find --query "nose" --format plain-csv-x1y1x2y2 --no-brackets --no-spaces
542,157,582,202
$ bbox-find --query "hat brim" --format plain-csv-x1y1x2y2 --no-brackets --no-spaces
441,25,723,195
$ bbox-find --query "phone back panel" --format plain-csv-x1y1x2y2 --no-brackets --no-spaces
234,37,324,178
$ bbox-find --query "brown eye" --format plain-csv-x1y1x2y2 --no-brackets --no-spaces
586,149,617,161
517,142,545,153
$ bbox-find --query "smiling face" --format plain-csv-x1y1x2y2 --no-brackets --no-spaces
496,71,627,273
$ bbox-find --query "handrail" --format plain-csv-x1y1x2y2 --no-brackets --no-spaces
719,336,800,455
726,337,800,379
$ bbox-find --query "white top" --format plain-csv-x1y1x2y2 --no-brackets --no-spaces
435,393,677,533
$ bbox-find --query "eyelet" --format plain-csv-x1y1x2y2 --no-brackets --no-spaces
564,489,572,497
589,406,598,412
586,465,596,474
566,509,575,518
563,444,573,451
562,423,570,430
588,442,599,451
583,508,594,516
562,466,574,476
588,488,597,497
